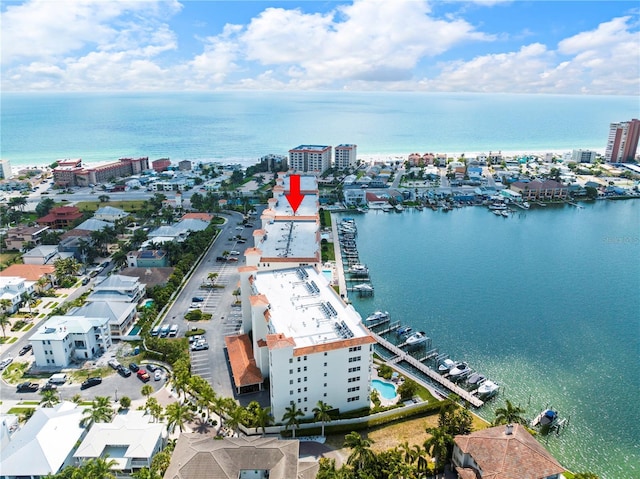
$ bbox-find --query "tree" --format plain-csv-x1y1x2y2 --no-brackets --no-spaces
82,457,117,479
164,401,195,433
312,400,333,437
98,194,111,203
282,402,304,438
344,431,376,471
254,406,273,437
493,399,527,426
0,314,10,338
397,378,419,401
225,404,246,437
81,396,114,427
39,388,61,407
423,426,452,472
573,473,600,479
21,292,36,317
141,384,154,399
35,197,56,217
144,397,164,422
118,396,131,410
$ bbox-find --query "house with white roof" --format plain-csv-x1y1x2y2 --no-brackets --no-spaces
87,274,145,304
22,245,70,266
73,218,114,233
0,402,86,479
0,276,32,313
144,218,209,245
70,301,137,340
30,315,111,367
93,206,128,222
73,411,167,474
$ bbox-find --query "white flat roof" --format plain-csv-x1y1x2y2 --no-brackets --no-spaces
253,266,369,349
271,191,318,217
258,220,318,259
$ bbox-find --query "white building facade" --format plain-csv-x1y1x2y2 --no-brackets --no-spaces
288,145,332,175
334,144,357,170
30,315,112,367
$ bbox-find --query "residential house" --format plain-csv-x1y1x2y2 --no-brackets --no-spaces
22,245,59,265
73,411,166,474
0,276,32,313
87,274,145,304
4,225,49,251
126,250,169,268
144,218,209,245
343,186,367,207
37,206,83,229
30,315,111,367
0,264,54,293
71,301,137,340
452,424,566,479
510,179,569,201
73,218,115,233
93,206,128,222
164,435,318,479
0,402,86,479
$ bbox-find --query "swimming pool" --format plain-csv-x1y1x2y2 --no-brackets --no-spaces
322,269,333,282
372,379,397,400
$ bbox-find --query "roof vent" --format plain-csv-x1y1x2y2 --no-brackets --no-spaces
505,424,514,435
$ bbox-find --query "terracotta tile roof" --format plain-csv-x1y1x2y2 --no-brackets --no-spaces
454,424,565,479
0,264,54,281
244,248,261,256
237,265,257,273
181,213,213,222
455,468,480,479
293,335,376,357
249,294,269,307
266,333,296,350
224,334,263,388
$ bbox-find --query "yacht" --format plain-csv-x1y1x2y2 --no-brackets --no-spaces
488,202,508,210
348,264,369,276
531,408,559,428
353,283,374,293
366,310,389,323
448,362,471,380
476,380,500,398
467,372,486,385
438,358,455,373
397,326,413,336
405,331,428,346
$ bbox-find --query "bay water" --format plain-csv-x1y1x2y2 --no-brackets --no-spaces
2,91,639,476
346,201,639,478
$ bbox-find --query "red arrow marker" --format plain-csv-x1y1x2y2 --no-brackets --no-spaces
285,174,304,213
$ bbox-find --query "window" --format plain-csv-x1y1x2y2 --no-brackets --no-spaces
304,377,307,382
348,386,360,392
348,366,361,373
303,366,307,371
289,369,293,374
304,356,307,361
324,352,328,356
347,396,360,402
348,356,361,363
290,380,293,385
289,358,293,363
290,390,293,395
348,376,360,383
324,372,327,377
297,367,301,373
304,407,308,412
298,388,301,393
324,383,327,387
324,392,327,397
298,378,301,383
304,397,307,402
324,362,327,367
297,357,301,362
348,346,362,352
304,387,307,392
298,398,301,403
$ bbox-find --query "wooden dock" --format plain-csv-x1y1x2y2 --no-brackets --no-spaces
370,331,484,408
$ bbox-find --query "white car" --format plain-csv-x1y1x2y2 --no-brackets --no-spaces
154,370,162,381
229,251,240,256
0,356,13,370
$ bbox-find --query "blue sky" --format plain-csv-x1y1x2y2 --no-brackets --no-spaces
1,0,638,94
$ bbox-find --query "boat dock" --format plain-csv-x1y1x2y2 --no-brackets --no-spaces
370,331,485,408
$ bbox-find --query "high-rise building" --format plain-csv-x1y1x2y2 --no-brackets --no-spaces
571,149,597,163
605,119,640,163
334,144,357,170
288,145,332,174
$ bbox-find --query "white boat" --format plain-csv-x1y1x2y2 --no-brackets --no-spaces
438,358,455,373
348,264,369,276
448,362,471,380
492,210,502,216
397,326,413,336
405,331,428,346
353,283,374,292
366,310,389,322
531,408,559,428
522,201,530,209
488,203,508,210
477,380,500,398
467,372,486,385
500,209,509,217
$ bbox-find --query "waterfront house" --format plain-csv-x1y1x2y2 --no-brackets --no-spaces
164,435,318,479
452,424,566,479
73,411,166,474
510,179,569,201
0,402,86,479
30,315,111,367
0,276,32,313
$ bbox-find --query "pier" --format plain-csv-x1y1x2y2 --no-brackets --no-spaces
370,331,485,408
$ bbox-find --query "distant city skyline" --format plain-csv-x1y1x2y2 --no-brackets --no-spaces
1,0,639,95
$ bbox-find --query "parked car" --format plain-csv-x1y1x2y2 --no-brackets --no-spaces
81,377,103,389
216,256,227,262
107,359,120,370
154,370,162,381
16,382,39,393
81,277,90,285
137,370,151,382
117,365,131,377
18,344,32,356
192,296,204,302
42,382,58,391
145,364,158,372
191,342,209,351
129,362,140,372
0,357,14,370
229,250,240,256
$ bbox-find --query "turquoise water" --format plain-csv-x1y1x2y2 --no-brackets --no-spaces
128,325,141,336
322,269,333,282
345,201,639,478
372,379,397,400
143,299,155,308
2,92,638,168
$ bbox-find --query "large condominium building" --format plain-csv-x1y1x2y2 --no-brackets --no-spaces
230,174,375,421
288,145,332,175
334,144,358,170
53,157,149,187
571,149,597,164
605,119,640,163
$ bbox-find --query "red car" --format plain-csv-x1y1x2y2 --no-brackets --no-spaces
137,369,150,382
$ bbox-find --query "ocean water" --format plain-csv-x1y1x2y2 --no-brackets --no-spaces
2,91,639,168
2,92,639,476
346,201,639,478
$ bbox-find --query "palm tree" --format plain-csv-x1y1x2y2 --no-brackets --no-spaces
141,384,154,399
98,194,111,203
39,388,61,407
254,406,272,437
35,276,51,295
20,292,36,318
282,403,304,438
312,400,333,437
207,272,218,285
164,402,195,433
423,427,452,473
493,399,527,426
81,396,114,427
344,431,376,470
0,314,10,338
83,456,117,479
145,397,164,422
225,405,246,437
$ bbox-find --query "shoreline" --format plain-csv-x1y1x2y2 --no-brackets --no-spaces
8,147,607,177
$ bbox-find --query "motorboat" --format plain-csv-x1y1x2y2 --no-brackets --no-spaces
438,358,455,373
476,380,500,398
353,283,374,293
492,210,502,216
366,310,389,322
348,264,369,276
467,372,486,385
405,331,428,346
448,362,471,380
500,209,509,217
522,201,530,209
488,202,508,210
397,326,413,336
531,409,559,428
